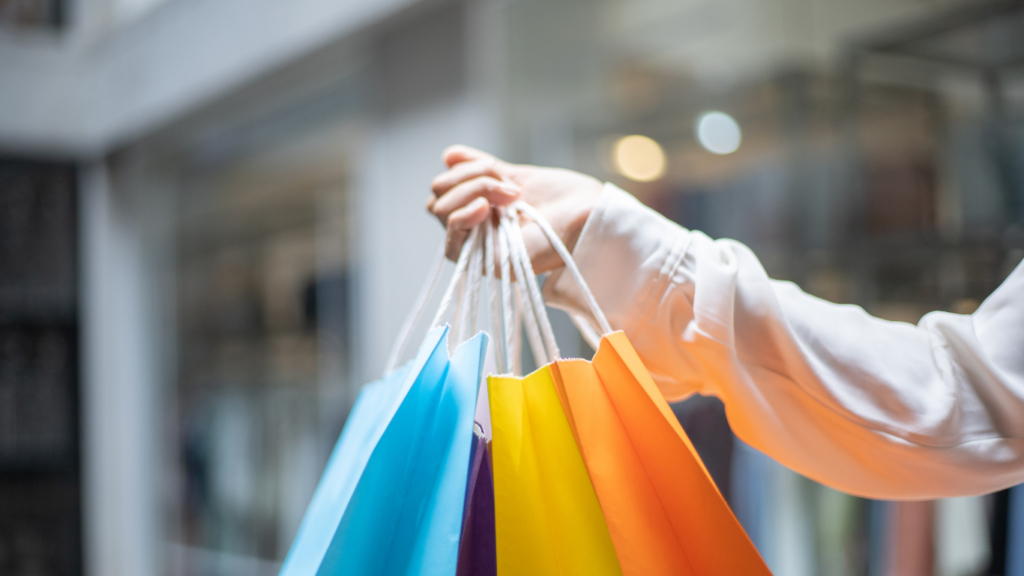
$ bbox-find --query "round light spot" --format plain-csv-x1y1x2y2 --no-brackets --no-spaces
612,135,666,182
695,111,741,155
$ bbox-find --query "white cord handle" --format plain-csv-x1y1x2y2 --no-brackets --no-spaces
384,225,481,374
512,200,613,336
497,220,516,373
386,214,511,373
385,244,446,373
501,215,547,365
503,208,560,364
386,197,609,376
457,227,485,350
430,225,480,331
484,217,505,374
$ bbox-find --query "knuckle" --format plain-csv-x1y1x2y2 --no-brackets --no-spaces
448,210,467,229
471,157,491,175
452,211,471,228
485,157,498,174
459,178,485,197
482,174,502,188
481,178,501,194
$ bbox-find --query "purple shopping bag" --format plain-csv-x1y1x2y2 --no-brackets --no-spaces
457,431,496,576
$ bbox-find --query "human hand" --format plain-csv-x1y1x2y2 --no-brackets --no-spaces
428,145,603,273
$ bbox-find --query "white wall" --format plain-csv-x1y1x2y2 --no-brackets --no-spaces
23,1,509,570
353,94,499,385
0,0,417,154
351,0,505,385
80,160,161,576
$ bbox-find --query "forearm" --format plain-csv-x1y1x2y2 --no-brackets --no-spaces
545,183,1024,499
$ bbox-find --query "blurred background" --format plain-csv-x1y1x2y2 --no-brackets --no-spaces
1,0,1023,574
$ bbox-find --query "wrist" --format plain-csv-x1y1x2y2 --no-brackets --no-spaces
563,178,603,253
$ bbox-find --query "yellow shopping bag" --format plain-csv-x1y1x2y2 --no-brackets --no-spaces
488,365,623,576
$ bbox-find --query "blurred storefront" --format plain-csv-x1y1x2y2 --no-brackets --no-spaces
1,0,1023,574
511,2,1023,575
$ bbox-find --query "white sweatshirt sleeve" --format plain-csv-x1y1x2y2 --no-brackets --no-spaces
543,183,1024,500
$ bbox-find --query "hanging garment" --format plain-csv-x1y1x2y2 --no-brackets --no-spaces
881,501,934,576
1006,485,1024,576
934,496,990,576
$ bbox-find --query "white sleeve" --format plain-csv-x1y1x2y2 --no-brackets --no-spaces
544,182,1024,500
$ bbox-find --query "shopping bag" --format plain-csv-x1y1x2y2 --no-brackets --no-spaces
278,372,404,575
501,200,770,575
552,332,771,575
488,365,623,576
277,327,437,576
456,432,497,576
281,224,496,576
319,328,487,575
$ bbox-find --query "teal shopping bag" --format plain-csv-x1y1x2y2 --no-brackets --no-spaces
281,221,496,575
278,368,407,576
279,324,486,576
320,328,487,575
279,325,453,575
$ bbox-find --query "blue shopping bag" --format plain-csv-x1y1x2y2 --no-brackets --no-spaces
280,324,487,576
278,366,408,576
321,328,486,575
279,325,451,573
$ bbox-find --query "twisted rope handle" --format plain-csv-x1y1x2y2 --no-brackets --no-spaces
386,197,612,375
512,200,613,336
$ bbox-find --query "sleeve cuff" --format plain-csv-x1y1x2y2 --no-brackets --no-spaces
543,182,690,337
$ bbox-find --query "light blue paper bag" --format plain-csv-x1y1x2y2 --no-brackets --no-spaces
279,324,486,576
278,369,406,576
321,329,486,575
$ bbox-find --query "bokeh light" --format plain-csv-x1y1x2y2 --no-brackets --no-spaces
612,135,667,182
696,111,742,154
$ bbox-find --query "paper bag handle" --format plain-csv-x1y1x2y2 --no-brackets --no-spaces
511,201,613,336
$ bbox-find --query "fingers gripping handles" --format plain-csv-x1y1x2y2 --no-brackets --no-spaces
385,202,611,376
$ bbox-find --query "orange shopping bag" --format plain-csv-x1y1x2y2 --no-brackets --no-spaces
486,207,622,576
551,333,770,576
509,200,771,576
